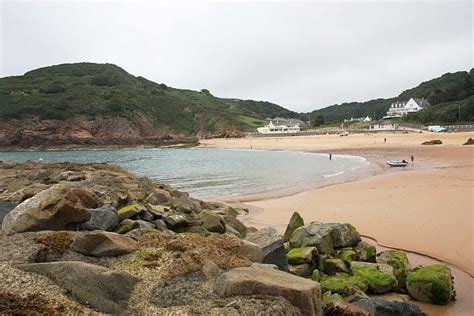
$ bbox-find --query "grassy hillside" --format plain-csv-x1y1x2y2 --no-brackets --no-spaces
310,69,474,124
0,63,298,134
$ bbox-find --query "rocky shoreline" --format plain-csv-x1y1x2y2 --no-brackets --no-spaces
0,161,456,315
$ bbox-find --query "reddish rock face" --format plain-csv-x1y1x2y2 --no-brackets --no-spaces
0,117,198,149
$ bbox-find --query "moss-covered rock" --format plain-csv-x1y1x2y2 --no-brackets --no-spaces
350,262,397,294
322,291,344,306
287,246,318,264
406,264,454,305
288,263,316,278
311,269,320,282
354,241,376,262
377,250,409,292
283,211,304,242
117,204,142,221
324,258,349,275
339,249,358,267
289,222,334,254
115,219,135,234
320,273,369,294
327,223,361,248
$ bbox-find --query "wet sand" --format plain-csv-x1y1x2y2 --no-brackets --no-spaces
201,131,474,314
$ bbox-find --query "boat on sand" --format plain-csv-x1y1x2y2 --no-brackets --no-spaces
386,160,409,167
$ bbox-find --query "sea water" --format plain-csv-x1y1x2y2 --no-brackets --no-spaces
0,148,371,199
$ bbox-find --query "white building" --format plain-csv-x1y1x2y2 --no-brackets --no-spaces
385,97,429,118
344,116,372,123
257,121,300,134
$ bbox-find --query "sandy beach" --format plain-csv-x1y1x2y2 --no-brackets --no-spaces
201,131,474,315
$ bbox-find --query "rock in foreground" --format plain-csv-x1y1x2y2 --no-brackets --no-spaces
71,231,138,257
406,264,455,305
2,184,98,235
16,261,138,314
215,266,321,316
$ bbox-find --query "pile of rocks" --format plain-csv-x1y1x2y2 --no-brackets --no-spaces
0,162,458,315
0,161,248,239
282,211,456,312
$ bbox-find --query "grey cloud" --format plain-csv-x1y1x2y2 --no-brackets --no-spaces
1,1,471,112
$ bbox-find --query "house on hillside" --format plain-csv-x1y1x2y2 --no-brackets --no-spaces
257,118,301,134
344,116,372,123
384,97,429,118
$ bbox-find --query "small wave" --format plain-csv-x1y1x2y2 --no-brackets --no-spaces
323,171,344,178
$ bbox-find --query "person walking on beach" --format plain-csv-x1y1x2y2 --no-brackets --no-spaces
384,137,386,143
329,153,332,160
411,154,414,163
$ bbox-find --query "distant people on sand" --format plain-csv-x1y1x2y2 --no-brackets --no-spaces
384,138,386,143
329,153,332,160
411,155,414,163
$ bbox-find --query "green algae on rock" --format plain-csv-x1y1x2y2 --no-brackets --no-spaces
287,246,318,264
320,273,369,294
322,291,344,306
283,211,304,242
350,262,397,294
406,264,455,305
377,250,409,292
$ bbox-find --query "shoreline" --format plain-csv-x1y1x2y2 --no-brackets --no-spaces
200,133,474,274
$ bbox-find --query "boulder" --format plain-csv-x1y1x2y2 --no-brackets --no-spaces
0,202,17,224
463,137,474,145
323,302,369,316
354,241,376,262
321,274,369,294
200,210,225,233
350,262,397,294
115,219,135,234
311,269,320,282
283,211,304,242
238,239,264,263
289,222,334,254
214,266,321,316
132,220,155,230
422,139,442,145
339,286,369,303
406,264,454,305
117,204,144,221
1,160,18,169
139,211,155,222
164,213,200,228
246,227,288,271
324,258,350,275
322,291,344,306
353,298,424,316
146,189,172,206
328,223,361,248
171,196,201,214
340,249,358,266
2,184,97,235
222,213,247,238
201,258,221,278
81,204,118,231
377,250,410,292
152,219,168,231
287,246,318,264
288,263,316,278
16,261,138,314
71,231,138,257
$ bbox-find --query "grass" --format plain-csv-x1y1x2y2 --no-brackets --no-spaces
0,63,299,134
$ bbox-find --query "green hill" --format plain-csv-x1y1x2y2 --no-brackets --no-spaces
310,69,474,125
0,62,298,135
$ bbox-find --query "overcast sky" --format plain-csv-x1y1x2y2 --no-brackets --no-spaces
0,1,472,112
